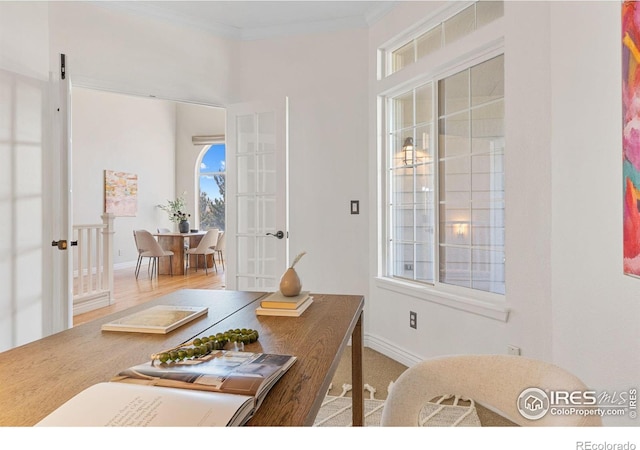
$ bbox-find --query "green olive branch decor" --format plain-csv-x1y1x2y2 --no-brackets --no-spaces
150,328,259,365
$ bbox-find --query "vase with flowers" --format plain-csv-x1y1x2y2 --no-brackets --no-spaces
175,211,191,233
158,193,191,233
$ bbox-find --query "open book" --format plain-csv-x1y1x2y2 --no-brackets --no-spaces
36,350,296,427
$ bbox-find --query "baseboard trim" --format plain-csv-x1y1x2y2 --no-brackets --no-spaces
364,332,423,368
73,295,111,316
115,260,138,270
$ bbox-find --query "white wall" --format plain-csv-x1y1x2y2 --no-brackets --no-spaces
0,2,50,351
549,1,640,425
233,28,370,296
72,87,177,265
48,1,233,106
0,2,49,78
366,1,639,426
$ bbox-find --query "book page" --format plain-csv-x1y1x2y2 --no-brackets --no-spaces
36,382,253,427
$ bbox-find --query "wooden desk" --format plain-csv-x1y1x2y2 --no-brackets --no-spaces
154,231,213,275
0,289,364,427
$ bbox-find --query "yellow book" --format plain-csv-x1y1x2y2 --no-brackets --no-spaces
256,297,313,317
260,291,310,310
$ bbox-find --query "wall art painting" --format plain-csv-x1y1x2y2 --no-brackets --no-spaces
104,170,137,217
623,1,640,276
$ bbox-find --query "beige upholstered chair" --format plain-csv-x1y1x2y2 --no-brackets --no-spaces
185,228,219,274
134,230,174,279
133,229,151,278
381,354,602,427
214,231,226,270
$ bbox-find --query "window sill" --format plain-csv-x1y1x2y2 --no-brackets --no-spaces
374,277,510,322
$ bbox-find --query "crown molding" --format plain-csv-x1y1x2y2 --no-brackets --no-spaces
93,1,397,41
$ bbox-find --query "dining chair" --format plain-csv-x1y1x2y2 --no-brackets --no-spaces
214,231,226,270
133,229,152,278
185,228,219,274
134,229,174,279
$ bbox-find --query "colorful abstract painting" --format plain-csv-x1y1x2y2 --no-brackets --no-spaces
623,2,640,275
104,170,137,217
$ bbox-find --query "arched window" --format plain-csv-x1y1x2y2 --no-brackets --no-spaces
198,143,225,231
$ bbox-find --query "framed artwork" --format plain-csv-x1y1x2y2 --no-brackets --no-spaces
623,2,640,276
104,170,137,217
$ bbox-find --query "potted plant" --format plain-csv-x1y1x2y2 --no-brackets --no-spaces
159,193,191,233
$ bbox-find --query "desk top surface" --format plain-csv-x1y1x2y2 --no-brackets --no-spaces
0,289,363,426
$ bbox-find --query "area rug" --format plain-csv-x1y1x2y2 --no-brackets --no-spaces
313,383,387,427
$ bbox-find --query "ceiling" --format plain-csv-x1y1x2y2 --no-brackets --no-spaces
98,1,398,40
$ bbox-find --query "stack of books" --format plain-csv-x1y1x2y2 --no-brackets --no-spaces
255,291,313,317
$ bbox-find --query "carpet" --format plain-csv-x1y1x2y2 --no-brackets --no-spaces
313,383,387,427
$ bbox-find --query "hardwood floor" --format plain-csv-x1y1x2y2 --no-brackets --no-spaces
73,260,226,326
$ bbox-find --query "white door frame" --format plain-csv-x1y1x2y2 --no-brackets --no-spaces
225,97,290,291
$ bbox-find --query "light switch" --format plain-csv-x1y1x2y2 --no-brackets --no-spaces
350,200,359,214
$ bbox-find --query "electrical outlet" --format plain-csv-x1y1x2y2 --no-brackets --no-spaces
404,263,413,271
409,311,417,329
507,345,521,356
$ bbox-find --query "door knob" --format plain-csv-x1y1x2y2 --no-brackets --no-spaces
52,240,67,250
266,231,284,239
52,240,78,250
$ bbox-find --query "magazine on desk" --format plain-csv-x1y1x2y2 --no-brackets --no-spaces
36,350,296,427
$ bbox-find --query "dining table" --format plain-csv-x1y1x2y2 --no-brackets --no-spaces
153,231,215,275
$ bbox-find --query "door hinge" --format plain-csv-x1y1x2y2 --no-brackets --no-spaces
60,54,66,80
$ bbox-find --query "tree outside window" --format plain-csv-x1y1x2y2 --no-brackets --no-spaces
199,143,225,231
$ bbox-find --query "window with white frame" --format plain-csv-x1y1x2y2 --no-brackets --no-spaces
386,53,504,296
385,1,503,77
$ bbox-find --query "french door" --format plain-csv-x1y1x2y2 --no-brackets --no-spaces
225,98,289,291
0,56,71,352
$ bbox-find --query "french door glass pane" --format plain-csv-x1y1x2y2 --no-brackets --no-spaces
236,196,255,235
236,154,255,194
